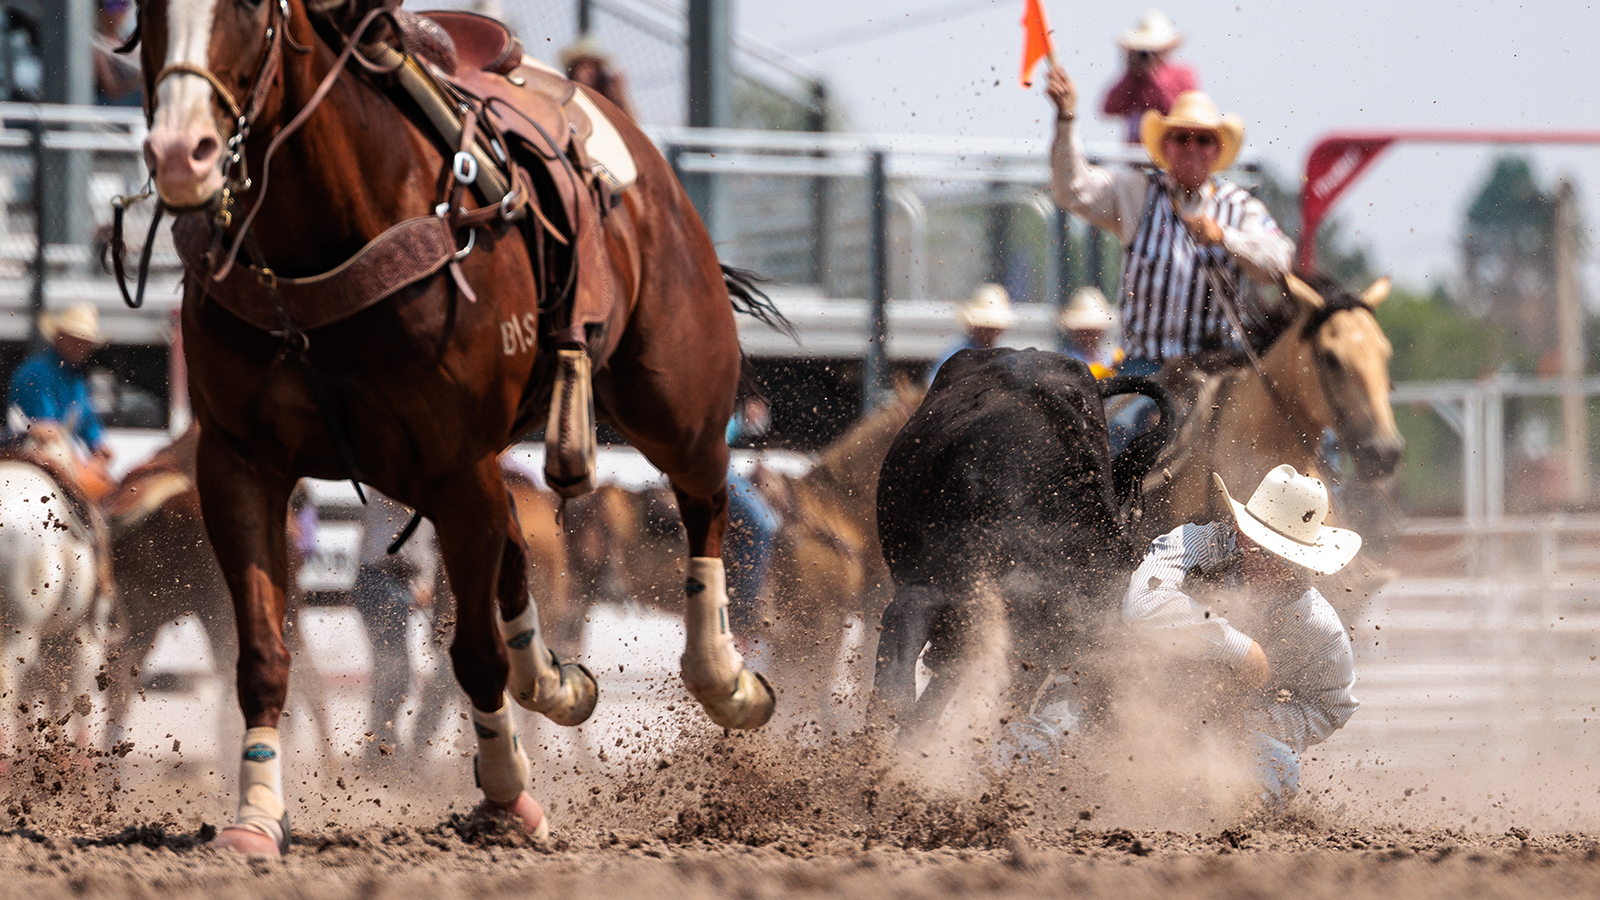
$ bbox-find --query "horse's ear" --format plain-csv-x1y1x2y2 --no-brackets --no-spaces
1284,273,1325,310
1361,276,1392,308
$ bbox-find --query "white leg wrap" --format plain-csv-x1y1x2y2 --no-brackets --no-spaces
236,727,288,852
498,600,598,725
472,696,530,804
682,557,743,695
499,602,563,709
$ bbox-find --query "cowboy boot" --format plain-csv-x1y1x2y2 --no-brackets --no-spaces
544,348,597,498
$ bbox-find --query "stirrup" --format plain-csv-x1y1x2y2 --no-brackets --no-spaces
544,348,596,498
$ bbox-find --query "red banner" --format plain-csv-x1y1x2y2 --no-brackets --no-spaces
1299,136,1394,269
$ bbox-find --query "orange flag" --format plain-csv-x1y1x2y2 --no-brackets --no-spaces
1020,0,1056,88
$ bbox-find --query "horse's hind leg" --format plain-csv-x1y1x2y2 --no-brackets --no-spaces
193,433,295,856
671,477,777,730
428,457,596,834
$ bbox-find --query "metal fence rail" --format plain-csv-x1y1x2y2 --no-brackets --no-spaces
0,103,1180,354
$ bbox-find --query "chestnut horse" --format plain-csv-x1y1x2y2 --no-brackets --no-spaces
1138,274,1403,565
134,0,774,853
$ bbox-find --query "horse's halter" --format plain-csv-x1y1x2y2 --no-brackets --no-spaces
145,0,303,205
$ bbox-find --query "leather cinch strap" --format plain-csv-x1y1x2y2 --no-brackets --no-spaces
173,213,458,332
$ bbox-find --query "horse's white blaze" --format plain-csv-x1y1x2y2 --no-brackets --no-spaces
153,0,223,135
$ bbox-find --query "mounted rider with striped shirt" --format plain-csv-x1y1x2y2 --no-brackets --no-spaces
1045,68,1294,451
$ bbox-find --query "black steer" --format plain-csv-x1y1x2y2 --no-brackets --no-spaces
873,348,1171,740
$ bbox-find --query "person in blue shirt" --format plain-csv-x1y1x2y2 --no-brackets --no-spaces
8,304,113,468
724,396,780,637
928,284,1016,384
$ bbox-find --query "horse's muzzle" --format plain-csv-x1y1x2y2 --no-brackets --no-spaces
1352,435,1404,480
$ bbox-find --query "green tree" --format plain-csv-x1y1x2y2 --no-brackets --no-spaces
1377,284,1519,381
1459,155,1563,358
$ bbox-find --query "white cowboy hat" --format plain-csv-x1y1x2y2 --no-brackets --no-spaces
39,303,105,346
1119,10,1182,52
1213,465,1362,576
1059,286,1116,331
560,35,612,70
1140,91,1245,174
957,284,1017,330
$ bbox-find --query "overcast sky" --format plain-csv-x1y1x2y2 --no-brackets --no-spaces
729,0,1600,294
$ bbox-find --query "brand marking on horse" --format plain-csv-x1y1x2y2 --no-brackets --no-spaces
685,578,705,596
501,312,538,356
473,723,499,740
243,743,276,763
506,629,536,650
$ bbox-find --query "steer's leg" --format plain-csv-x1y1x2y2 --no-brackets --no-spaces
195,432,295,857
429,456,595,837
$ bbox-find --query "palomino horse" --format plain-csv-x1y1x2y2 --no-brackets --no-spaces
134,0,775,853
1139,274,1403,554
0,422,109,745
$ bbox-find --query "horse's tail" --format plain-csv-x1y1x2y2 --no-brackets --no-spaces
722,264,797,341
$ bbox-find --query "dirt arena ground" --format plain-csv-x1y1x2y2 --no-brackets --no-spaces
6,571,1600,899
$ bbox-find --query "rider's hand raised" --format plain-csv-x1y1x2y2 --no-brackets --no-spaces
1046,68,1077,122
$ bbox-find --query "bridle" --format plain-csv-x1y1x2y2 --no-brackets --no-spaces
147,0,294,200
112,0,306,308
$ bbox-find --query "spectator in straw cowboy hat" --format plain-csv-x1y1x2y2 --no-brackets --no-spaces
1101,10,1200,144
1046,68,1292,453
560,35,636,120
928,284,1016,384
1058,286,1121,378
8,303,114,467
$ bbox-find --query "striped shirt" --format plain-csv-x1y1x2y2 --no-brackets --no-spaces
1122,521,1358,754
1050,121,1294,363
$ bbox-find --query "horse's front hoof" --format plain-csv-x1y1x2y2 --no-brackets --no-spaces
474,791,549,840
212,824,283,856
690,666,776,730
535,660,598,727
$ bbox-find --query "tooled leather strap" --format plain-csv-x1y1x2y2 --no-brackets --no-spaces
174,212,458,332
215,6,406,281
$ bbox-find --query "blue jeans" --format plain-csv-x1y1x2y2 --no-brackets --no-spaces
1251,732,1302,807
352,566,416,753
1107,358,1161,457
993,689,1087,769
725,471,778,633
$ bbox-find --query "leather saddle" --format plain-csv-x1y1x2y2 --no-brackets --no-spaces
401,11,637,195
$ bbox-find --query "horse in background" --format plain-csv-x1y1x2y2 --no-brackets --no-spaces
105,428,570,763
102,426,338,762
557,388,924,727
757,383,923,730
0,421,111,746
1138,274,1403,615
